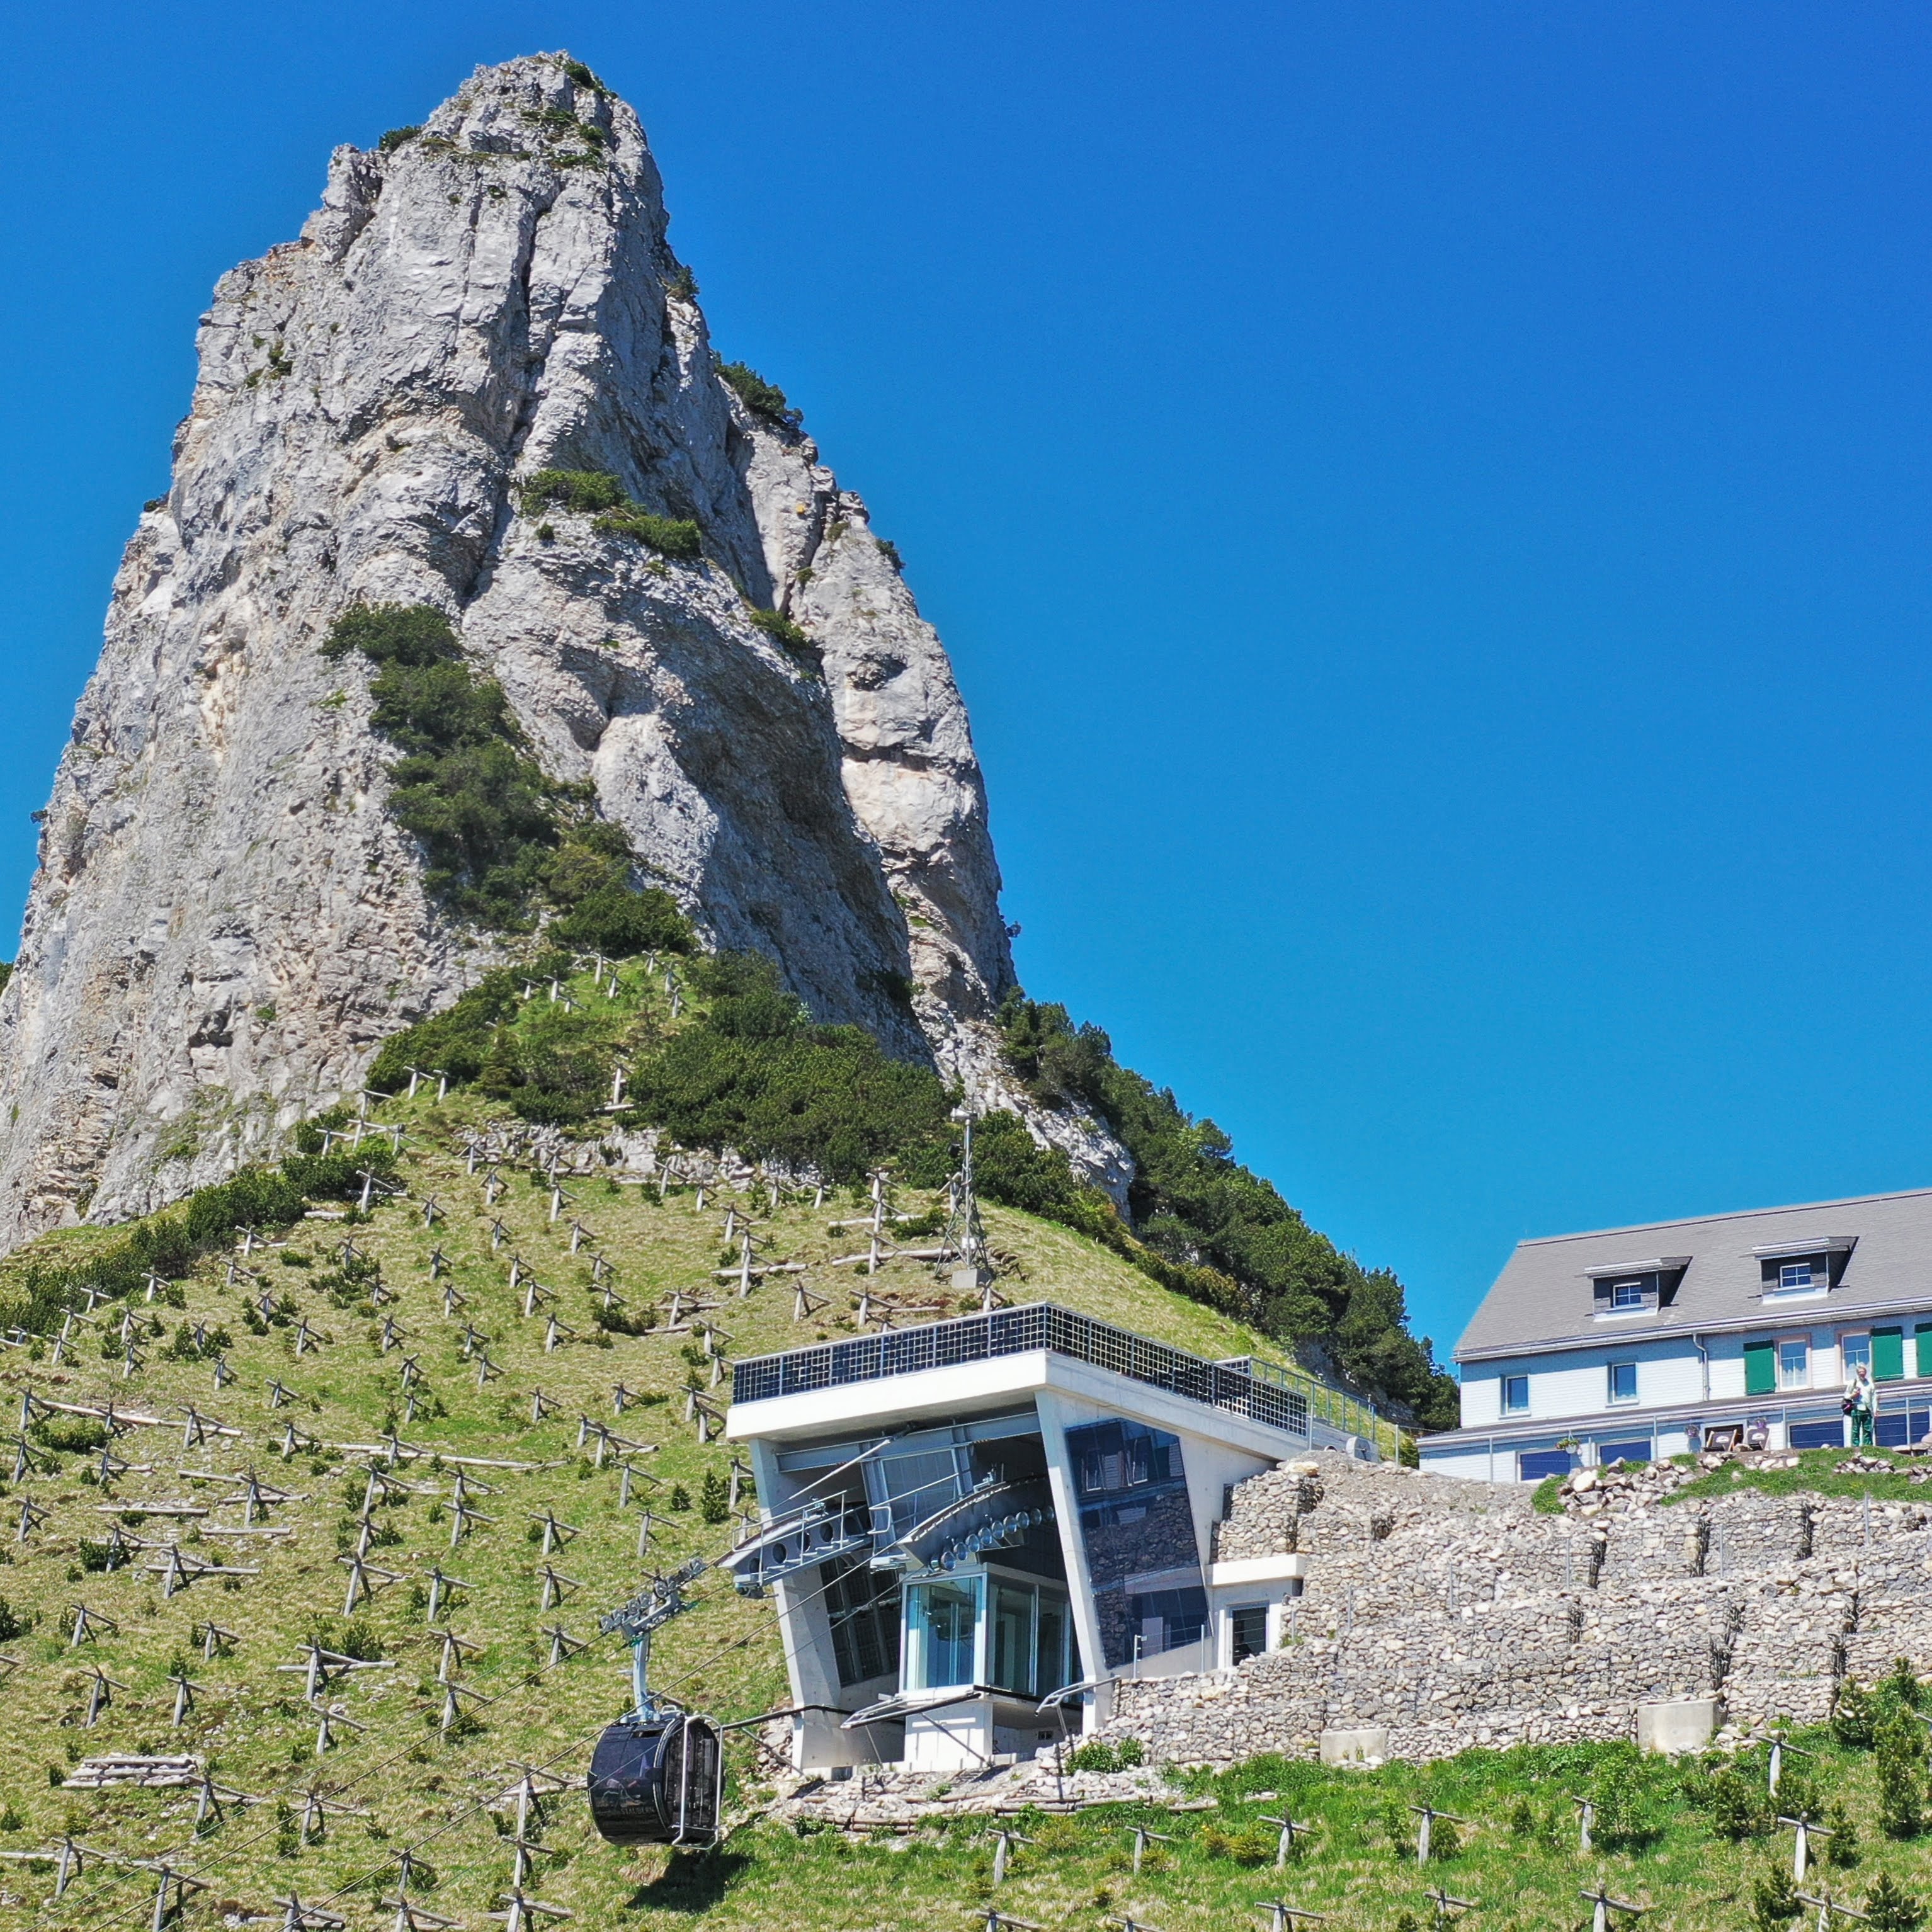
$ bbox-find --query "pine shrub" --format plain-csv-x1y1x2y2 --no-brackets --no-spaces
1877,1704,1926,1838
1715,1770,1770,1839
591,505,702,555
747,606,809,649
322,603,567,925
717,360,802,431
1836,1676,1878,1747
1867,1876,1930,1931
1825,1799,1860,1865
1752,1862,1800,1929
521,469,628,514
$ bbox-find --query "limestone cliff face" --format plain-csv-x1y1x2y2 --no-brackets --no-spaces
0,54,1114,1250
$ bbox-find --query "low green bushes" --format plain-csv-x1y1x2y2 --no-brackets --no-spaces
748,606,809,649
0,1139,392,1341
550,882,693,956
323,604,681,943
1064,1737,1144,1773
591,506,702,556
323,603,567,926
522,469,627,514
718,360,803,432
520,470,702,557
624,953,953,1179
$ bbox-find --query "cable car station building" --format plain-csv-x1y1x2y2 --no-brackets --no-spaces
724,1302,1381,1773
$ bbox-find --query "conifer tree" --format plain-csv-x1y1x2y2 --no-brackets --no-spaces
1875,1702,1927,1838
1865,1875,1929,1931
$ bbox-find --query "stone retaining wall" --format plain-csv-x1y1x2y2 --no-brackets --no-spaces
1111,1451,1932,1764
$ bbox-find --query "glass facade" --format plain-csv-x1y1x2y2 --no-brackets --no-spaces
901,1570,1075,1697
906,1577,982,1690
1064,1416,1208,1669
822,1556,901,1688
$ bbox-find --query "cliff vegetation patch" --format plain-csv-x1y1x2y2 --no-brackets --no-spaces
323,603,692,941
718,359,803,432
520,469,701,556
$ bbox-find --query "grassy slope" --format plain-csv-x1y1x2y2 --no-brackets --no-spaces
1667,1445,1932,1507
0,959,1309,1930
691,1739,1930,1932
7,962,1929,1927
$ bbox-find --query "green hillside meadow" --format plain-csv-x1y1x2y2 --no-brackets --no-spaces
1,953,1929,1928
0,952,1304,1929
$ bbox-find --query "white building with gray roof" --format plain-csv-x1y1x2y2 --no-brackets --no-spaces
1422,1186,1932,1482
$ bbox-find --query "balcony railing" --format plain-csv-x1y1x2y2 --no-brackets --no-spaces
732,1302,1343,1440
1220,1354,1388,1453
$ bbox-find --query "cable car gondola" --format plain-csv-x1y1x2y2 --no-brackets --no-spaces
591,1556,723,1850
588,1710,723,1848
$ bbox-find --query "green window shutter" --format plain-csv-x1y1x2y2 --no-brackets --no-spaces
1917,1323,1932,1379
1744,1338,1777,1397
1873,1327,1906,1382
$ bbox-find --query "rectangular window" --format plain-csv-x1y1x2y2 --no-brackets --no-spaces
1791,1417,1846,1450
1841,1333,1872,1379
989,1584,1035,1696
1229,1605,1268,1666
1035,1597,1072,1697
906,1577,982,1690
1779,1261,1816,1292
1778,1338,1810,1391
1610,1280,1645,1310
1608,1361,1639,1405
1503,1375,1530,1414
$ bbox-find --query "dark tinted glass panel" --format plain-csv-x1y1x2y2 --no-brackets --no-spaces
1790,1419,1844,1450
1230,1605,1268,1664
822,1555,901,1688
1064,1417,1206,1669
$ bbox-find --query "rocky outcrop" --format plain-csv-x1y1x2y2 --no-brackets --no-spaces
0,54,1122,1250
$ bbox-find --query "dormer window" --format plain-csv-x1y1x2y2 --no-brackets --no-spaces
1756,1237,1855,1298
1584,1258,1690,1317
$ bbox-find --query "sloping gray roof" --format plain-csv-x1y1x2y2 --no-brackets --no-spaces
1455,1186,1932,1363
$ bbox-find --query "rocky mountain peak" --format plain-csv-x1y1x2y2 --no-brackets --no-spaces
0,52,1094,1251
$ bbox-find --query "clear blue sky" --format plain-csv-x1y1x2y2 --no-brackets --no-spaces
4,3,1930,1368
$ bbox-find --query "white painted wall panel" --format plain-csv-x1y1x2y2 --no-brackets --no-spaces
1461,1375,1501,1427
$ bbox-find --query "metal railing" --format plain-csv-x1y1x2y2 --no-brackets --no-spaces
1220,1355,1394,1458
732,1302,1331,1440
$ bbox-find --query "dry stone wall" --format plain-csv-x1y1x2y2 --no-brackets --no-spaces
1113,1451,1932,1764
